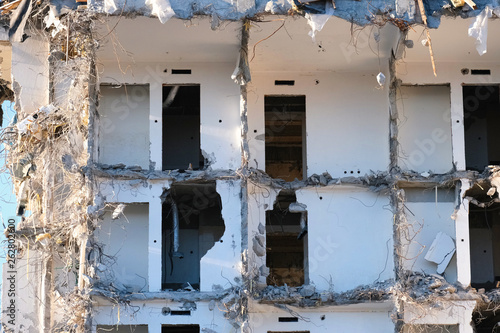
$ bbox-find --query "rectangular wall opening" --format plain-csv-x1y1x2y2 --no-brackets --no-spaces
266,190,307,287
162,182,224,290
265,95,306,181
464,85,500,171
163,85,204,171
469,201,500,290
162,325,200,333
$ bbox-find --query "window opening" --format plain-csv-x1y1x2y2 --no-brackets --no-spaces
463,85,500,171
265,95,306,181
162,325,200,333
469,199,500,291
163,85,204,170
266,190,307,287
161,182,224,290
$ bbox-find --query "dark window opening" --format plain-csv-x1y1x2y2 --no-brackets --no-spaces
265,95,306,181
163,85,204,171
162,325,200,333
469,201,500,291
162,182,224,290
463,85,500,171
266,190,307,287
473,308,500,333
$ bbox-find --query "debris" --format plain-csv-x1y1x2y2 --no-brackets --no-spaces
145,0,175,24
304,1,335,42
424,232,456,274
111,204,126,220
468,6,492,56
417,0,437,76
376,72,386,87
300,285,316,297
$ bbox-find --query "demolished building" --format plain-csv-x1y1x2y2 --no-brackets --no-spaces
2,0,500,332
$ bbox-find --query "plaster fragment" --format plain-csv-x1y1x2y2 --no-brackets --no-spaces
304,1,334,42
424,232,456,275
468,6,492,56
257,222,265,234
111,203,126,220
146,0,175,24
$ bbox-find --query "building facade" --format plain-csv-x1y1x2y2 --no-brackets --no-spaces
1,0,500,332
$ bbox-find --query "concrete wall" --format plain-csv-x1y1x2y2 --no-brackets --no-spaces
249,303,394,333
11,31,49,115
247,71,390,178
247,184,394,292
97,62,241,170
97,325,148,333
396,85,453,174
92,300,227,332
95,204,149,292
401,188,457,282
298,186,394,292
200,180,242,291
98,84,150,168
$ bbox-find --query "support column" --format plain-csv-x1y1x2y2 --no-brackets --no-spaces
148,200,162,292
150,83,163,171
456,179,471,287
450,81,466,170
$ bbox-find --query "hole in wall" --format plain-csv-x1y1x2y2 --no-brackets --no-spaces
266,190,307,287
161,182,224,291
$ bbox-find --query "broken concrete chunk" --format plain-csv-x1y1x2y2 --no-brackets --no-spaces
258,222,265,235
424,231,456,274
259,265,270,277
300,285,315,297
252,237,265,257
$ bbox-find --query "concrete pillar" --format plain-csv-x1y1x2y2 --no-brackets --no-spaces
148,199,162,291
456,179,471,287
150,83,162,171
450,81,466,170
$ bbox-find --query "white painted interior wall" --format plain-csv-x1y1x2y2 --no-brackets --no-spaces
92,300,229,332
401,188,457,282
247,71,390,178
200,180,242,291
97,62,241,170
297,186,394,292
97,325,148,333
95,204,149,292
249,304,394,333
98,84,150,168
397,85,453,174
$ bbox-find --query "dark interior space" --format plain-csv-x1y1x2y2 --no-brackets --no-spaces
266,190,306,286
469,201,500,291
265,95,306,181
463,85,500,171
162,325,200,333
473,308,500,333
162,182,224,290
163,85,204,170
